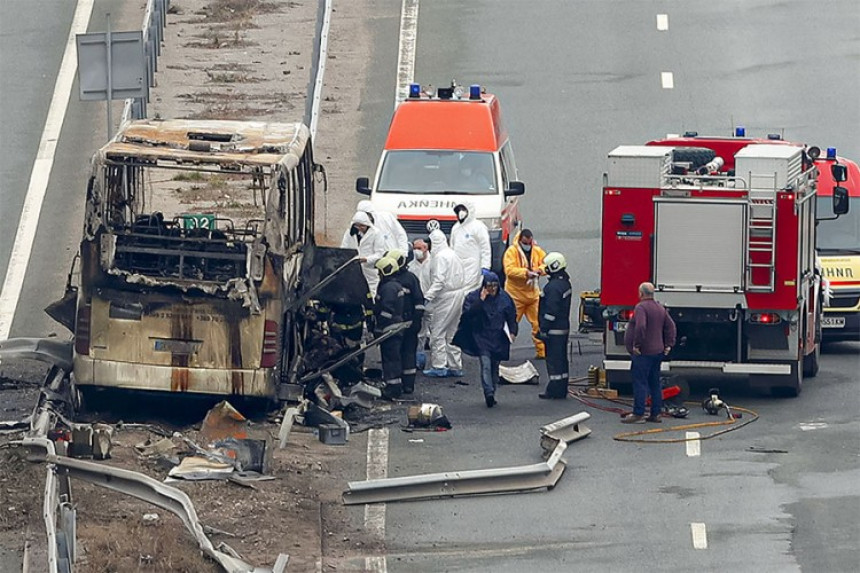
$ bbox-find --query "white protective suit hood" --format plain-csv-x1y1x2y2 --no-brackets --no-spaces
429,229,450,252
351,211,374,227
357,199,376,215
454,200,477,224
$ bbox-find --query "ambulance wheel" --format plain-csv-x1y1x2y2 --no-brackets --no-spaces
672,147,716,170
769,360,802,398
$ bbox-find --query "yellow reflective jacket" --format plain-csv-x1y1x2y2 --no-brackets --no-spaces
503,231,546,303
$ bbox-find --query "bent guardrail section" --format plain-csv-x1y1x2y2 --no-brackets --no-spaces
343,412,591,505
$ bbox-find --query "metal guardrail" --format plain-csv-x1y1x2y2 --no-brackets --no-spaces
120,0,170,125
343,412,591,505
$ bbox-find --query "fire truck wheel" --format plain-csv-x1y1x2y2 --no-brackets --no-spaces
671,147,717,169
769,360,803,398
802,341,820,378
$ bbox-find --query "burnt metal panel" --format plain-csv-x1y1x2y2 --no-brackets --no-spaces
299,244,369,306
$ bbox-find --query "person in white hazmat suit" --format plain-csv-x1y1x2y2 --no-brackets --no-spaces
341,200,409,253
450,200,492,290
423,229,468,377
349,211,388,297
408,238,433,369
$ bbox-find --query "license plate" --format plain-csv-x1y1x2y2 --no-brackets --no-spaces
153,339,202,353
822,316,846,329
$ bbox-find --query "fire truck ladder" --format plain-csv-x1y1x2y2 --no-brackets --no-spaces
745,173,779,292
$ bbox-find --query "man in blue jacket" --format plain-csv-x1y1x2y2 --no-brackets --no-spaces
453,271,518,408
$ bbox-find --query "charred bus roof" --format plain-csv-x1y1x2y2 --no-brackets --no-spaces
96,119,311,171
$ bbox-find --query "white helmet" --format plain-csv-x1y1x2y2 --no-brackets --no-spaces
544,252,567,274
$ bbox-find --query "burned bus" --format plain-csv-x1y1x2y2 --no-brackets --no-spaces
48,119,365,404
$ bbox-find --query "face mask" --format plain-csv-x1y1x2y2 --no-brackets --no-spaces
357,230,365,238
520,242,532,252
457,210,468,222
413,249,425,261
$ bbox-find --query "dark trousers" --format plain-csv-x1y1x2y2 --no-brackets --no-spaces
631,353,662,417
380,334,403,398
478,354,500,398
400,326,420,393
543,335,569,398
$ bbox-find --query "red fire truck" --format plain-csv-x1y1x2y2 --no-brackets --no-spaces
600,130,849,396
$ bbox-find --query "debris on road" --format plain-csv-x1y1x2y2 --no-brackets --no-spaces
200,401,250,443
406,403,452,430
344,412,591,504
499,361,540,385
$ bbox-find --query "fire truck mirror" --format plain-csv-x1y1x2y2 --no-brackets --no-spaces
830,163,848,183
832,186,849,215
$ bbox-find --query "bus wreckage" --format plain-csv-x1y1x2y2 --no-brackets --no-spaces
47,119,380,404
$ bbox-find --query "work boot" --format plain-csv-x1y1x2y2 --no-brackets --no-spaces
485,394,496,408
620,413,645,424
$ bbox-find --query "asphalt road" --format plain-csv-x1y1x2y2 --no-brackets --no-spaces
0,0,137,340
353,1,860,571
1,1,858,571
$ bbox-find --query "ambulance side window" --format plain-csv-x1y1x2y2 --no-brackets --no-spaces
500,141,518,188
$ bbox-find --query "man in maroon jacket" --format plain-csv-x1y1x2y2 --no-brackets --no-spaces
621,282,677,424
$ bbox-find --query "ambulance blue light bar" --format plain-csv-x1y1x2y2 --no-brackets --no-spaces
409,83,421,98
735,126,746,137
470,84,482,100
827,147,837,159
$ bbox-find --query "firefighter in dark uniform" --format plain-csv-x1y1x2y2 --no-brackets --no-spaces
329,302,366,384
386,249,425,394
538,252,573,399
374,256,406,399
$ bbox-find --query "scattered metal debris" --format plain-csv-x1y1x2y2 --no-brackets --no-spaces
24,436,287,572
406,403,451,430
343,412,592,505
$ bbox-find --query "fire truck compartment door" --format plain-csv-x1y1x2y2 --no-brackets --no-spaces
654,199,746,292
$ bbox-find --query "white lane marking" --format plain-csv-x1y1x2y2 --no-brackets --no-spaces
799,422,828,431
661,71,674,89
365,427,389,572
686,431,701,457
0,0,95,340
691,522,708,549
656,14,669,31
394,0,420,106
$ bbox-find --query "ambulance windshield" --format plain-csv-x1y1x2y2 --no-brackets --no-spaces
377,151,497,195
817,196,860,252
